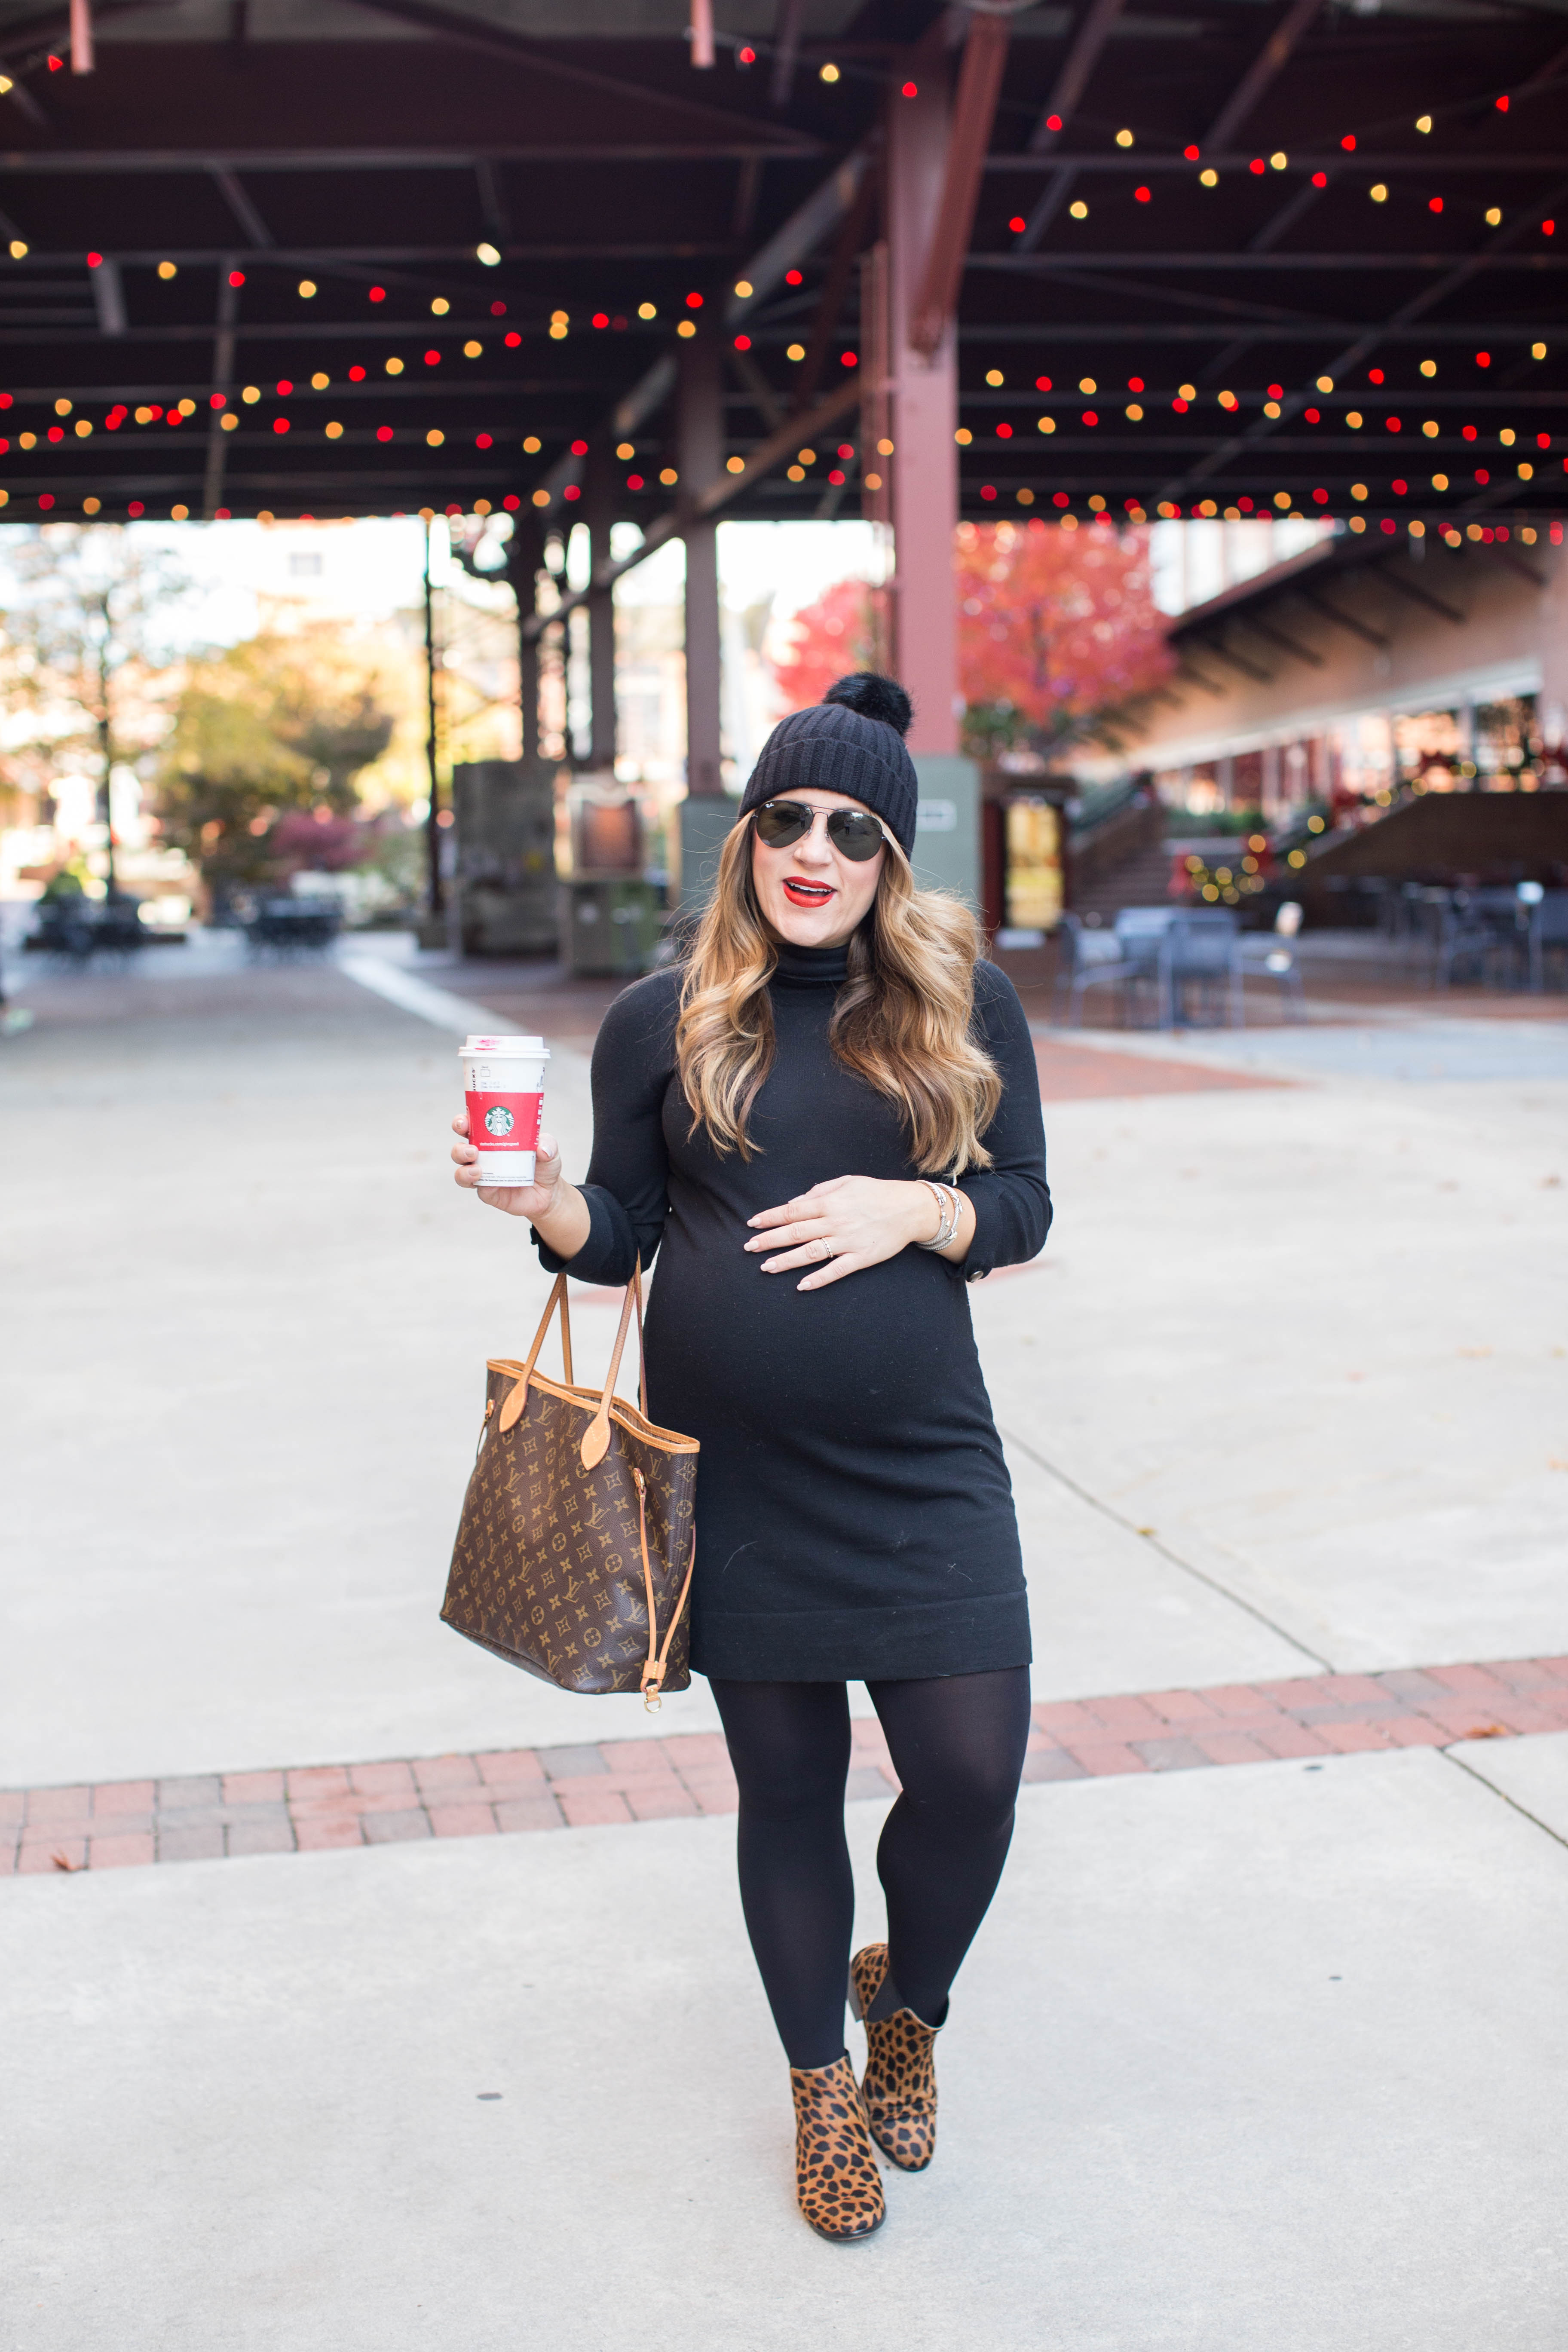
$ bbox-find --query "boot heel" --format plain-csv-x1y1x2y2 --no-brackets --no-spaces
846,1970,865,2022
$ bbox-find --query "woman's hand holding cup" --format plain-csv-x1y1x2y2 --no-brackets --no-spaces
452,1110,564,1221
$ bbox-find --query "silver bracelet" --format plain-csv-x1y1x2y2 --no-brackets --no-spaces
917,1180,960,1251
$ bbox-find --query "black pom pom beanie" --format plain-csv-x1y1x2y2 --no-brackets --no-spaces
737,673,919,857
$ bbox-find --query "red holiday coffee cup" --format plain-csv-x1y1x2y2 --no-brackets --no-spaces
459,1034,549,1186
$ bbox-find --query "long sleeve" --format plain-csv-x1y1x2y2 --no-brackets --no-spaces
533,971,678,1286
954,961,1052,1283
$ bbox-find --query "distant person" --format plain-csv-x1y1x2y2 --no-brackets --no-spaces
453,674,1051,2242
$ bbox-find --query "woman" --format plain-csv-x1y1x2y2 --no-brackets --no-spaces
452,674,1051,2243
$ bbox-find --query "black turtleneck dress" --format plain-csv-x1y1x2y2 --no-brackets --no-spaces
536,940,1051,1683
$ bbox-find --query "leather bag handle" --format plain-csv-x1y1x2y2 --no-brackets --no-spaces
579,1259,645,1469
499,1272,576,1433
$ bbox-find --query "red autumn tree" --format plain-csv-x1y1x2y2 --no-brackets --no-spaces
768,575,878,714
956,518,1171,760
769,522,1171,757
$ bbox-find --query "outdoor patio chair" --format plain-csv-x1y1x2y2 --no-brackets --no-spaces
1241,900,1307,1020
1055,913,1145,1026
1112,907,1181,1026
1160,908,1244,1028
1527,890,1568,992
1436,890,1525,989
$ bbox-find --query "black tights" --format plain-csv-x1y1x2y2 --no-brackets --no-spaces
710,1668,1032,2071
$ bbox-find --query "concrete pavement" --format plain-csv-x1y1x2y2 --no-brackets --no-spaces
4,1747,1566,2351
3,928,1567,2347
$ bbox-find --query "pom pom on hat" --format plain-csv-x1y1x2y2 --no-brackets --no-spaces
823,672,913,738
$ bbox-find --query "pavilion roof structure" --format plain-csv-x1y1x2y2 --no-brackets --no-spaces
0,0,1564,533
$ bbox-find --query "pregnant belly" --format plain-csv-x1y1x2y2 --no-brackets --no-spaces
642,1228,987,1450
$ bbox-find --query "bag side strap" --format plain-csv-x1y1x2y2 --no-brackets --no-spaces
579,1258,644,1469
631,1467,697,1713
499,1272,574,1433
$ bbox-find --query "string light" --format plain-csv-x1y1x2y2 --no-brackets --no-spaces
369,286,386,302
1069,200,1088,219
464,340,481,358
638,302,657,319
1416,114,1433,133
299,279,317,298
1200,169,1218,188
157,260,176,278
819,62,839,83
431,297,450,315
1115,129,1133,147
476,242,501,266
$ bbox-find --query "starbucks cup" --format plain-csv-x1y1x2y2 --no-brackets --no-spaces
459,1035,550,1187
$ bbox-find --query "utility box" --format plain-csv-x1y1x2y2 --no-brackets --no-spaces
451,759,558,956
560,875,664,977
909,755,982,911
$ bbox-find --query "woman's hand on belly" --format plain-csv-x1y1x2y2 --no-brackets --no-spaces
744,1175,944,1291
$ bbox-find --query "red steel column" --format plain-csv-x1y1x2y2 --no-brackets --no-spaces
679,331,724,798
885,69,960,755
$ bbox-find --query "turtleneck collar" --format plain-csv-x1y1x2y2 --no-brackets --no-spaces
769,935,853,988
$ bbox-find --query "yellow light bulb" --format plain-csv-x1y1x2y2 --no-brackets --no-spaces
734,279,753,298
1115,129,1133,147
819,61,839,83
1069,200,1088,220
1485,206,1502,227
312,371,329,389
1199,169,1217,188
637,302,656,320
157,259,175,278
476,242,501,267
299,279,317,299
1416,114,1432,133
523,436,541,453
432,297,449,315
464,340,481,358
985,368,1003,386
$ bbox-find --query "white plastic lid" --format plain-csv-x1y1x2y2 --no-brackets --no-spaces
459,1035,548,1057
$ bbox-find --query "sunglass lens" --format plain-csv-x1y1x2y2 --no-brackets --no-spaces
827,812,885,861
754,801,811,848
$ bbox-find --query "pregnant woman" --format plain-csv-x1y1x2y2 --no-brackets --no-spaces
452,675,1051,2243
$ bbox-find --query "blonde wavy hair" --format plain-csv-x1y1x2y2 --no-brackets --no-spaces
674,818,1001,1176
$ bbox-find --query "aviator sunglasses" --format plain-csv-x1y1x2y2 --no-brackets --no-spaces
751,798,892,862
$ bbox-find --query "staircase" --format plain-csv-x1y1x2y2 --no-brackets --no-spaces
1069,785,1174,924
1072,838,1176,925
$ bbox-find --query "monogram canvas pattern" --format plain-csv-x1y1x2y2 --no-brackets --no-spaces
849,1942,940,2173
441,1279,698,1698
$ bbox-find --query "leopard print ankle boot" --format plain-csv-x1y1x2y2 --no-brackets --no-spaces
789,2053,886,2242
849,1943,940,2173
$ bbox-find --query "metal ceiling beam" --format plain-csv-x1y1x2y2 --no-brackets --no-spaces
913,8,1013,356
0,145,1558,178
1200,0,1325,153
969,252,1568,271
769,0,805,110
1028,0,1127,155
210,167,272,248
342,0,819,153
0,143,824,173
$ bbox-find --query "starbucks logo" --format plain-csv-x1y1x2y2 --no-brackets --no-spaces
484,1105,514,1137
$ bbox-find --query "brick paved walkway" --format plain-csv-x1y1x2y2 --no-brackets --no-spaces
7,1655,1567,1878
